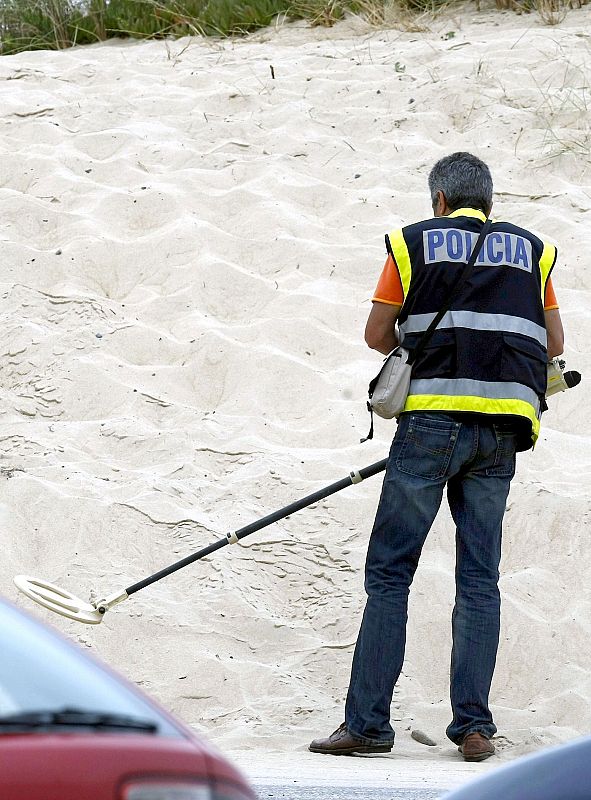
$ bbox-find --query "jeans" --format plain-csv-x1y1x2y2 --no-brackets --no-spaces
345,411,518,746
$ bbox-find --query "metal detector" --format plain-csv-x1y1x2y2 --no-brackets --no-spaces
15,458,388,625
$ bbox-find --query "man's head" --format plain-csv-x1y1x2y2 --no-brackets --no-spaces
428,152,493,217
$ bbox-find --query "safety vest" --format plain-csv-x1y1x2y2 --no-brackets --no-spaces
387,208,557,447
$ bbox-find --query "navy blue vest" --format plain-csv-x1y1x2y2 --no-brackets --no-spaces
387,208,557,447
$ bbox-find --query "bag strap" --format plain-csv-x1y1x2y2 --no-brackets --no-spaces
407,217,492,365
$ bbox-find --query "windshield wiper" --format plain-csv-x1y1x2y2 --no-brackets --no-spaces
0,707,158,733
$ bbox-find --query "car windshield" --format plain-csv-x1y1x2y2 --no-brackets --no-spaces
0,600,182,738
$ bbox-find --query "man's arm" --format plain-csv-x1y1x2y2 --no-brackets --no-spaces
545,308,564,359
365,302,401,355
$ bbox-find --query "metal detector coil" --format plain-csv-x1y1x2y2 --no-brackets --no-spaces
14,576,127,625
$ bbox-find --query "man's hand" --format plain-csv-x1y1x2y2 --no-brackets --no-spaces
365,301,401,355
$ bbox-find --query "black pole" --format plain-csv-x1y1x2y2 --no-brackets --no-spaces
125,458,388,597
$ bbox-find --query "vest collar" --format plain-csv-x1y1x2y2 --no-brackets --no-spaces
448,207,487,222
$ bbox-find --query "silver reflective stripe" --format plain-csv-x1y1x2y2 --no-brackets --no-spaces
399,311,547,348
410,378,541,414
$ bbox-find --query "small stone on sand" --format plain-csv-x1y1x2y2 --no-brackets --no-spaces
411,729,437,747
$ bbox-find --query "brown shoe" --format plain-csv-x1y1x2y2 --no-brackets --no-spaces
309,722,393,756
459,732,495,762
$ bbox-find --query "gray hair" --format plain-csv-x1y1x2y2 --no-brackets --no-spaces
428,152,493,214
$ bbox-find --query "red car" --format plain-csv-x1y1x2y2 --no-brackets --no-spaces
0,596,256,800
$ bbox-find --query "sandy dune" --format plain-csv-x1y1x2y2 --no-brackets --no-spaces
1,3,590,784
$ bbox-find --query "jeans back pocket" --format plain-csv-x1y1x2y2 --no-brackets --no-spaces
396,414,460,480
486,424,518,478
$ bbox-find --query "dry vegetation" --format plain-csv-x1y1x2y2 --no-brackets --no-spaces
0,0,589,54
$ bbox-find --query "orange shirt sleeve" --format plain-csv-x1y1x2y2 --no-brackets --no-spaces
544,277,558,310
373,254,404,306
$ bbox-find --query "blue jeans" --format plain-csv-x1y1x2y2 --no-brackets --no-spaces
345,412,518,746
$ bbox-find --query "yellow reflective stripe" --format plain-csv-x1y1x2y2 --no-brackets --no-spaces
403,394,540,443
448,208,487,222
539,242,557,303
388,228,412,303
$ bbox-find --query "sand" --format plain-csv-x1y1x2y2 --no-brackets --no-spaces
1,2,590,791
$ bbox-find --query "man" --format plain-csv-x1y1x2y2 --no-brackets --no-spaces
310,152,564,762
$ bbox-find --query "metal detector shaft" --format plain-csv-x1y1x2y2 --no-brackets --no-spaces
125,458,388,597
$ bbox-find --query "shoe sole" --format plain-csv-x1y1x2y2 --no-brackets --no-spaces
308,744,393,756
462,751,495,762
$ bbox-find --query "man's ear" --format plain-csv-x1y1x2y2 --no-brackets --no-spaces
433,190,448,217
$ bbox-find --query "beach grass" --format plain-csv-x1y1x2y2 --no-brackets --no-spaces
0,0,587,54
0,0,381,52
